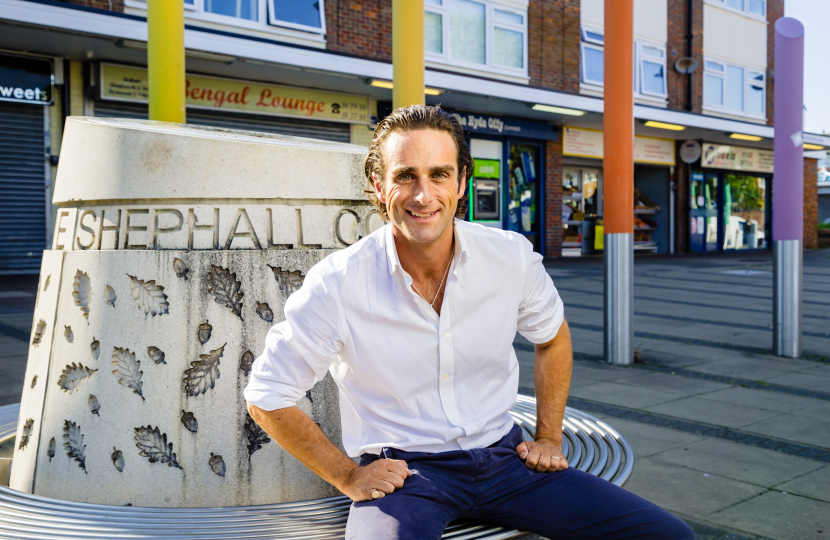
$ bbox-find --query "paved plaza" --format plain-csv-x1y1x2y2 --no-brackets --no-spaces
1,250,828,539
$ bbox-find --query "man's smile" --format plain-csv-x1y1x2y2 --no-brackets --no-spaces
407,210,438,220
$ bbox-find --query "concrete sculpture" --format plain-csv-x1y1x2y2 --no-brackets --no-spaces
11,118,383,507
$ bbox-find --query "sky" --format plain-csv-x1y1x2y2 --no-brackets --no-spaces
784,0,830,135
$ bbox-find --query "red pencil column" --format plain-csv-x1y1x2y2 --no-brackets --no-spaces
603,0,634,365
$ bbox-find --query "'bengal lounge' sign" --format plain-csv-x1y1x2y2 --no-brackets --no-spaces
100,63,369,124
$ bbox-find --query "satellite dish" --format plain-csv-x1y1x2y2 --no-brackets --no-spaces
674,57,699,74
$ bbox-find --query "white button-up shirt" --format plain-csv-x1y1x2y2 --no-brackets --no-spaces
244,220,565,457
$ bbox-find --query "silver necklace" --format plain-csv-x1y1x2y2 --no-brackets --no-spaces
411,242,454,309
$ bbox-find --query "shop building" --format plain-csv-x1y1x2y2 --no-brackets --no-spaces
1,0,828,272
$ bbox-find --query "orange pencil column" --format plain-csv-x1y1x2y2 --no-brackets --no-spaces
603,0,634,365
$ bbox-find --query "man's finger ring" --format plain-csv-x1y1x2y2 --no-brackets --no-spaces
552,456,560,460
371,490,381,499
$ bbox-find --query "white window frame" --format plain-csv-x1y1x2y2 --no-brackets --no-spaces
579,26,604,88
124,0,326,36
703,57,766,119
635,41,668,99
425,0,529,78
705,0,767,21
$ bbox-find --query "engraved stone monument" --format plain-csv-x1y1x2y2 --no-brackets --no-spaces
11,118,382,507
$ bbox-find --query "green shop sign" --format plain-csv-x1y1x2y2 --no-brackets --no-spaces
474,159,500,179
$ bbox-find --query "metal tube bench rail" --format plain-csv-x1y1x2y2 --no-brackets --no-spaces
0,397,633,539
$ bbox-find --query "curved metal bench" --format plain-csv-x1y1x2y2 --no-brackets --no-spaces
0,397,633,539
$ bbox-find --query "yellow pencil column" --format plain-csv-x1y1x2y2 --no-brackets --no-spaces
148,0,186,123
392,0,424,109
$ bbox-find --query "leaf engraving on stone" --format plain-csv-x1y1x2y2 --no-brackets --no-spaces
209,453,226,477
30,375,37,389
180,410,198,433
267,265,305,296
32,320,46,346
239,350,254,376
91,338,100,361
57,363,97,393
19,418,34,450
112,447,124,472
72,270,92,321
134,426,182,469
127,274,169,316
105,285,117,308
148,346,166,365
111,347,144,400
64,325,74,343
255,301,273,323
244,413,270,458
63,420,87,473
206,266,244,320
198,320,212,345
88,394,100,416
173,258,189,280
44,274,51,291
183,344,225,397
47,437,56,462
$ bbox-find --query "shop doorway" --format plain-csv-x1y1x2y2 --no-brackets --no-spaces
690,171,770,252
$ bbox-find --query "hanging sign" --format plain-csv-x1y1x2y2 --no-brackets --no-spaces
680,140,702,164
701,143,774,173
100,63,369,124
0,53,53,106
562,127,676,166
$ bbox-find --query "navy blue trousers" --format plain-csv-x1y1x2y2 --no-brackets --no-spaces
346,424,693,540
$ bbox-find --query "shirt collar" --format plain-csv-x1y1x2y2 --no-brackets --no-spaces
385,219,471,277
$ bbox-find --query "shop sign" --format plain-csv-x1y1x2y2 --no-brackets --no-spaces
679,140,702,164
701,143,774,173
473,159,500,178
100,64,369,124
562,127,676,166
452,112,559,141
0,54,53,106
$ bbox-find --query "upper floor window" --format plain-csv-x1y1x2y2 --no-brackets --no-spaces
580,28,667,100
425,0,528,76
704,59,766,117
708,0,766,17
128,0,325,35
580,27,604,86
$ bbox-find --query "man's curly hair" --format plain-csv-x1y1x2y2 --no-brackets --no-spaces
364,105,471,221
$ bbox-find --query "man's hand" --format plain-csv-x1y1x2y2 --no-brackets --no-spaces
342,459,412,501
516,437,568,472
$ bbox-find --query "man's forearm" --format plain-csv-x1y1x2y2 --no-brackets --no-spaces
533,319,573,445
247,404,357,493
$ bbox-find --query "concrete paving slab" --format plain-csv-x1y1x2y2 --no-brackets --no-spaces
743,414,830,449
623,457,761,518
765,372,830,393
709,491,829,540
792,401,830,421
571,363,638,382
698,386,826,413
651,438,822,487
685,360,789,382
775,466,830,503
598,417,704,457
570,381,687,408
617,372,732,395
644,396,783,429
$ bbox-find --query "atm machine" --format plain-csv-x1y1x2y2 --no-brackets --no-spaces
470,157,502,226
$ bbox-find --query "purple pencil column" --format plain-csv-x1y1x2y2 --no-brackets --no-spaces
772,17,804,358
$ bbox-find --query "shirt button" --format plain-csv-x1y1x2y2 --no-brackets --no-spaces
443,374,449,380
440,332,446,338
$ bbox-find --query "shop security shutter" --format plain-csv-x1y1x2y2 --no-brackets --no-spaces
94,102,351,143
0,102,46,274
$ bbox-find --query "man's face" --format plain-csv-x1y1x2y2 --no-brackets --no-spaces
375,129,466,245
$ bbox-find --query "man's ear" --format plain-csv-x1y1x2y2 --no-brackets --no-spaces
457,166,468,199
372,172,386,204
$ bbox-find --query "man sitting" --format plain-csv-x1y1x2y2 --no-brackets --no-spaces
245,105,693,540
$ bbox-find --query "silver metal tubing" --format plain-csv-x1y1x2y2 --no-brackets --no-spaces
773,239,802,358
0,400,633,539
604,233,634,365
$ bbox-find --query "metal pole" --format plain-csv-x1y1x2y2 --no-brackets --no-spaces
392,0,424,109
148,0,186,123
603,0,634,366
772,17,805,358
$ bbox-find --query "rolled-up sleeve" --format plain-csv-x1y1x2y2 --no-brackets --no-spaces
516,241,565,344
244,269,343,411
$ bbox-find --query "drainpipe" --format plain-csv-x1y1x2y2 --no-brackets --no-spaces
685,0,694,111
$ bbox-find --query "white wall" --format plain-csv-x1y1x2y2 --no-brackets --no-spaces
703,2,767,69
580,0,667,43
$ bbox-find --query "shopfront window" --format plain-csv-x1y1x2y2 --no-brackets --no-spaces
507,143,541,248
723,175,767,250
